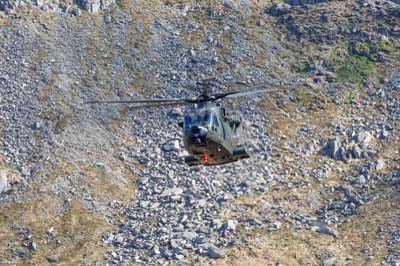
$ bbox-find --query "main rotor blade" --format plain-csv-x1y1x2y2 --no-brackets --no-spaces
86,99,188,104
128,101,191,109
212,79,288,100
245,79,288,90
222,88,278,99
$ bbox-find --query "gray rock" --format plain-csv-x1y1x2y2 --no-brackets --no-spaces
376,159,385,171
267,3,291,16
46,227,56,236
47,257,57,263
380,128,389,139
353,175,366,185
326,139,341,160
15,248,26,257
162,140,180,152
352,146,363,159
223,0,237,10
204,243,225,259
221,220,238,231
114,236,124,245
152,246,161,256
31,121,41,130
197,199,207,207
247,218,263,226
170,239,185,254
70,7,82,16
175,254,185,260
257,19,266,27
323,257,341,266
29,241,37,252
316,225,339,238
222,192,234,201
160,187,183,197
174,231,197,241
267,221,282,231
75,0,115,13
356,131,373,144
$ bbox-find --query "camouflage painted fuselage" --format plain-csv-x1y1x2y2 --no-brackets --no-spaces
181,102,249,166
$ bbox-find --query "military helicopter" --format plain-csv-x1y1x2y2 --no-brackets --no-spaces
87,79,285,166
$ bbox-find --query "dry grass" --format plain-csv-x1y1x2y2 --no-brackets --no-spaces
0,199,112,265
0,157,137,265
221,184,323,222
204,187,399,266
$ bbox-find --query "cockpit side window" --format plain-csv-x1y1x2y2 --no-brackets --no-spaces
221,122,226,140
197,112,213,128
200,113,211,123
212,116,219,132
184,115,194,132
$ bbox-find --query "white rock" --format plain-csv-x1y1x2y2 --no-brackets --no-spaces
356,131,373,144
162,140,180,152
161,187,183,197
0,170,9,193
376,159,385,171
222,219,238,231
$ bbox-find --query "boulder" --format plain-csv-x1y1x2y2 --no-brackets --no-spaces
200,243,225,259
266,2,291,16
326,139,342,160
220,219,238,231
316,225,339,238
160,187,183,197
74,0,115,12
352,145,363,159
162,140,180,152
376,159,385,171
356,131,373,144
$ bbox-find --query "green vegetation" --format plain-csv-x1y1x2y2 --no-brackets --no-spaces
344,90,357,104
291,58,313,74
332,41,396,83
291,40,396,83
330,44,373,83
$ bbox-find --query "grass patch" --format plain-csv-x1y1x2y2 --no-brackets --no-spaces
329,40,397,83
344,89,357,104
290,40,397,83
291,58,312,74
333,53,373,83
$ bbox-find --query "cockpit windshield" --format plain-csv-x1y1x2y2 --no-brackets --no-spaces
184,111,214,132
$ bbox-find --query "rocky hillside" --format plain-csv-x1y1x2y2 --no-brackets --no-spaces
0,0,399,265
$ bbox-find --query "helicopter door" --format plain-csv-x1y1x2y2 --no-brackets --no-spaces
221,120,227,140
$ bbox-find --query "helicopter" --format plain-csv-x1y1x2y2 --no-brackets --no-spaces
87,79,285,166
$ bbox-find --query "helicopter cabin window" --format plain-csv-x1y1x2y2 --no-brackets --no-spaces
183,111,214,132
221,108,226,117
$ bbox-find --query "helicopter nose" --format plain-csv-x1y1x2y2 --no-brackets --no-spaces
190,126,208,138
190,126,208,145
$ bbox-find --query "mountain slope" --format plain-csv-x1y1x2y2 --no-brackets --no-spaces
0,0,399,265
